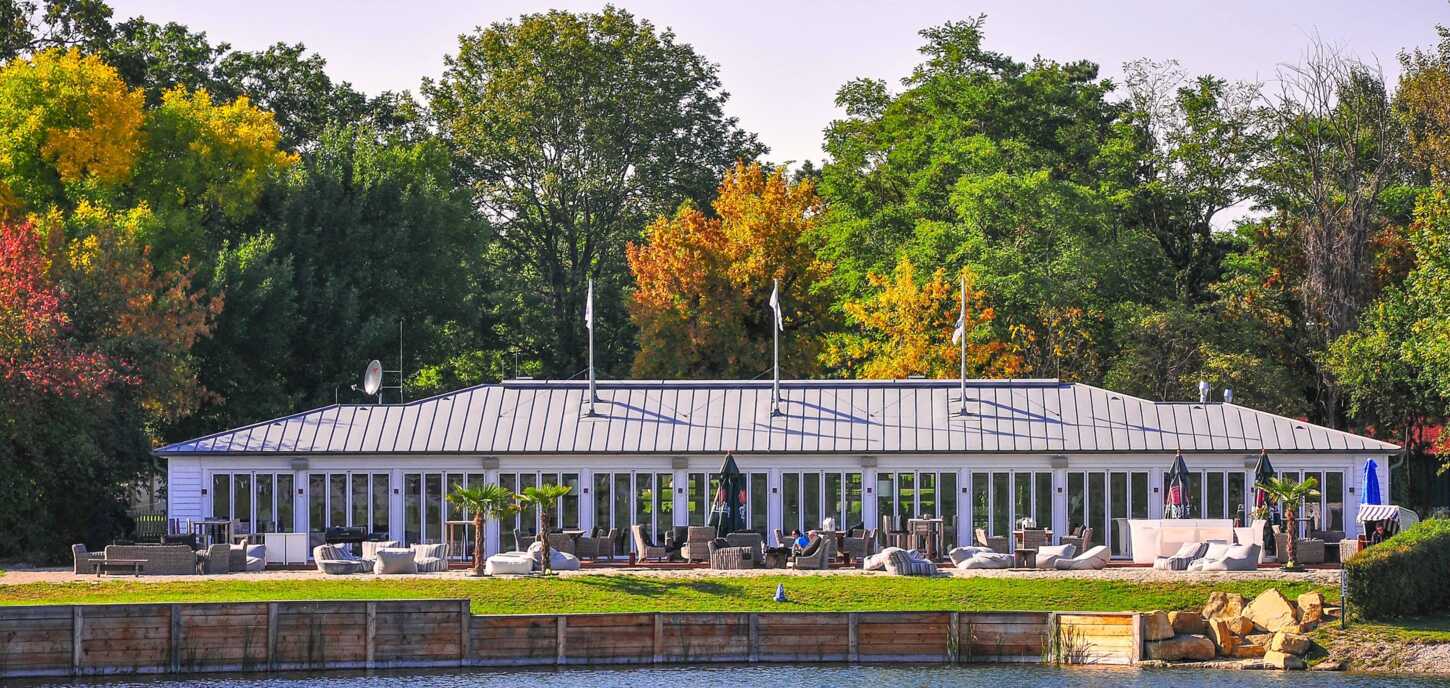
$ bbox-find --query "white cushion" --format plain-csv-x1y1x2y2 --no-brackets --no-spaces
864,547,904,571
244,544,267,572
1056,546,1111,570
1171,541,1205,559
485,553,534,575
373,548,417,574
956,552,1013,570
1202,542,1231,561
948,546,990,565
1035,544,1075,569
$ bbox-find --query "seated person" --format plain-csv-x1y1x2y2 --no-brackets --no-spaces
791,528,811,553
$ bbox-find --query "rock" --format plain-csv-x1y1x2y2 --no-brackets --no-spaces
1244,589,1299,632
1228,615,1255,636
1202,591,1247,621
1264,649,1307,670
1170,610,1207,635
1269,631,1311,656
1144,610,1174,641
1145,634,1217,661
1286,620,1317,634
1310,658,1346,671
1207,617,1238,656
1231,633,1271,658
1297,591,1325,623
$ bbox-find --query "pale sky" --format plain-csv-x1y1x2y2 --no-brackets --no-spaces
109,1,1447,167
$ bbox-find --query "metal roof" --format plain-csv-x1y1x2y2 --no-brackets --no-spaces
155,378,1400,457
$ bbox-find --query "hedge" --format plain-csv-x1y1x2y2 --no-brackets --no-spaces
1344,518,1450,620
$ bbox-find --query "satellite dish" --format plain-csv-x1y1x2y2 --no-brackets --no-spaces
363,360,383,396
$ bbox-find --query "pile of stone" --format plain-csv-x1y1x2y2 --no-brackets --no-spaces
1143,589,1334,670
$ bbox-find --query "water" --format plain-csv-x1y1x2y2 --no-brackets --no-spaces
14,665,1450,688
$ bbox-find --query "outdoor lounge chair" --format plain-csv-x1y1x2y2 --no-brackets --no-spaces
371,547,416,574
1060,527,1093,553
313,544,367,574
973,528,1008,553
104,544,198,576
709,539,756,569
955,552,1013,570
724,531,764,564
792,534,835,570
485,552,533,575
681,526,716,562
843,528,875,561
1033,544,1075,569
1153,541,1207,571
545,532,576,556
362,540,400,563
1187,543,1259,571
72,544,104,574
201,543,230,574
412,543,448,572
1055,545,1111,570
631,524,669,562
884,548,937,576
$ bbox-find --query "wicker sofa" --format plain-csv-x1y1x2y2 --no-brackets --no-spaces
103,544,199,575
72,544,104,574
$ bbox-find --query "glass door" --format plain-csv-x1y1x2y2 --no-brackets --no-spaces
779,471,864,532
1108,471,1149,557
310,471,392,543
210,471,296,534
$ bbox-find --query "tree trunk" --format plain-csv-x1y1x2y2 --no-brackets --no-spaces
539,508,553,574
1284,508,1298,568
473,513,485,575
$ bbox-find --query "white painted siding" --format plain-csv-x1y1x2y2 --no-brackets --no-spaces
167,458,204,523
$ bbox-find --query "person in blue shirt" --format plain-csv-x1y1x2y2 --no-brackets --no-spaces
791,528,811,551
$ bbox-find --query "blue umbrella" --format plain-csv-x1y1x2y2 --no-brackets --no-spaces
1362,459,1382,506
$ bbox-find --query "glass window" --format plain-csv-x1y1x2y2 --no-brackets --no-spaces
897,472,915,522
750,473,768,532
1014,474,1031,528
1228,473,1245,526
277,473,294,533
783,473,800,532
329,474,346,529
212,474,230,520
1035,473,1053,528
1089,472,1107,546
1110,472,1128,556
1186,472,1202,519
1326,471,1344,532
1206,472,1225,519
309,474,326,534
1303,471,1324,531
614,473,631,531
519,473,537,536
353,474,371,528
824,473,843,526
372,474,389,536
635,473,652,538
562,473,580,529
593,473,611,530
446,474,465,521
918,473,937,519
233,474,251,531
404,473,421,544
256,474,273,533
804,472,821,529
499,473,517,549
425,474,443,542
991,473,1009,537
689,473,707,525
939,472,956,545
1067,473,1085,532
972,472,989,535
656,473,673,540
1131,472,1149,519
877,473,895,531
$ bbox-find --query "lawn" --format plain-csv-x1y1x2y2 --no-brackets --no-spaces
0,575,1330,616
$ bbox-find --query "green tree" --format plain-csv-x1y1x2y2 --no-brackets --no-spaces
0,0,113,61
1254,476,1320,569
447,483,517,575
425,6,764,379
517,484,572,574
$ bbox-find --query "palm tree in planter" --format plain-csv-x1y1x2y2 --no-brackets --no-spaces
447,483,517,576
1254,476,1320,570
518,484,573,575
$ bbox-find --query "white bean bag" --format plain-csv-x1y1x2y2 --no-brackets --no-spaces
1056,545,1111,570
956,552,1013,570
948,546,991,565
1190,543,1260,572
373,547,417,574
485,553,535,575
863,547,905,571
526,542,582,571
1153,541,1206,571
1034,544,1075,569
412,543,448,572
244,544,267,572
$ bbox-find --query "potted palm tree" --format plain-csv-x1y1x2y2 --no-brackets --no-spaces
517,484,573,575
1254,476,1320,571
446,483,517,576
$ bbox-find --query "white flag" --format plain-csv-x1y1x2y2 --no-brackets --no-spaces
584,279,594,330
768,280,783,332
951,312,965,345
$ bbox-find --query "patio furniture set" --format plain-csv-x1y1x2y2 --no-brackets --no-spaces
943,527,1110,572
72,536,266,576
312,541,449,575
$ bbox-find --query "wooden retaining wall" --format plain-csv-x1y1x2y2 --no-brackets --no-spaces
0,603,1140,678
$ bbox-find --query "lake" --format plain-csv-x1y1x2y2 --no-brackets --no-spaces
15,665,1450,688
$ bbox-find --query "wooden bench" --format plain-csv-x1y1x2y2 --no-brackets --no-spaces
93,559,144,576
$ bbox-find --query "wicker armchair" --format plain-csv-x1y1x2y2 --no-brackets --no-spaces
631,524,668,562
201,544,230,574
793,535,836,570
1060,528,1094,554
681,526,717,562
843,528,875,560
1275,533,1326,565
545,532,576,556
72,544,104,574
974,528,1008,553
724,532,764,564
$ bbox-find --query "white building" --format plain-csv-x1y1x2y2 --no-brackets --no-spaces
157,378,1396,558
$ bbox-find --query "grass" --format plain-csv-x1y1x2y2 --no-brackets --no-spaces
0,575,1331,616
1345,615,1450,643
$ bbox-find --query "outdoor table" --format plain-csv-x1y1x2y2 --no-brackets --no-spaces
1013,549,1037,569
93,559,144,576
906,518,943,560
1013,530,1054,546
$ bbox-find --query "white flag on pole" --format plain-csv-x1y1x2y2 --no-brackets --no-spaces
768,280,783,332
584,279,594,330
951,312,965,345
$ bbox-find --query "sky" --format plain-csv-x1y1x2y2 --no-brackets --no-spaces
108,1,1448,167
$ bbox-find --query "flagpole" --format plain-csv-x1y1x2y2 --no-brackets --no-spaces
958,274,967,416
772,279,781,417
586,279,596,416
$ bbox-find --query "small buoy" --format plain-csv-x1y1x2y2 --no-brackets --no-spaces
774,583,786,602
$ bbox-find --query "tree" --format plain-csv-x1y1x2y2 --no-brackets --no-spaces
425,6,764,379
447,483,517,575
1254,475,1320,569
823,256,1021,379
517,484,572,574
211,42,368,149
0,0,113,61
627,162,831,378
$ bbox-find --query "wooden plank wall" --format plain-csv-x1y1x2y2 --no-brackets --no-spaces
0,603,1139,679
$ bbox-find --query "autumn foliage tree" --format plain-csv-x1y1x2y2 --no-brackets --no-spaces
823,256,1022,379
627,162,832,378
